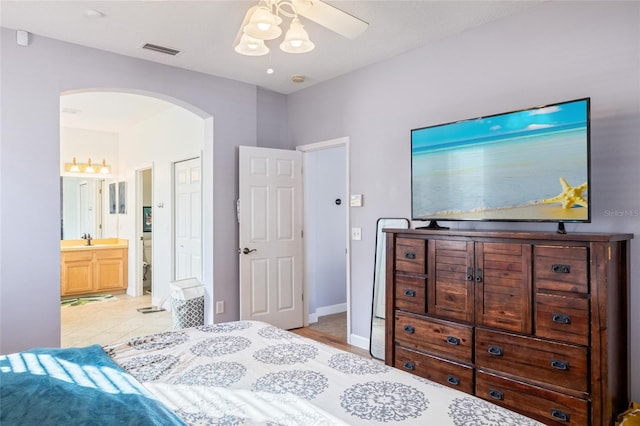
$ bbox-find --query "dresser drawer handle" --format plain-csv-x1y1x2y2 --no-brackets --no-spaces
403,361,415,371
551,264,571,274
403,325,415,334
447,375,460,386
552,313,571,324
487,345,504,356
551,359,569,371
403,289,416,297
488,389,504,400
446,336,460,346
551,409,570,422
404,251,416,260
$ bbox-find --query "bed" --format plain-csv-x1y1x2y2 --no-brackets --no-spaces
2,320,543,425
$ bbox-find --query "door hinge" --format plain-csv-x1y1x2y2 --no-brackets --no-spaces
301,229,304,238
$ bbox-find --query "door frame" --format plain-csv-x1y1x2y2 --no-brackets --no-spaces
134,166,153,297
297,137,351,343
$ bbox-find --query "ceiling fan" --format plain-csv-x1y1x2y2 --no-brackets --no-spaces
234,0,369,56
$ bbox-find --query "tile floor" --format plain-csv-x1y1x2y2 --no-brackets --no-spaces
61,294,173,348
61,295,354,352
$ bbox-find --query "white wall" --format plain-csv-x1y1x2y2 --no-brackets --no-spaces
287,1,640,400
0,28,262,353
118,104,205,304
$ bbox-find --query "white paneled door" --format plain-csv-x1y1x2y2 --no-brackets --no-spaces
174,157,202,281
238,146,303,329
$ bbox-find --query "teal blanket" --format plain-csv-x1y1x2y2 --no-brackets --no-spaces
0,344,185,425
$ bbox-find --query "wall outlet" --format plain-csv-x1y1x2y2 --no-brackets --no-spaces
351,227,362,241
215,300,225,314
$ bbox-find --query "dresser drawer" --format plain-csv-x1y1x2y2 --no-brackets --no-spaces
476,370,588,425
395,312,472,364
395,275,426,313
535,293,589,346
475,328,588,393
535,246,588,293
395,346,473,394
395,238,426,274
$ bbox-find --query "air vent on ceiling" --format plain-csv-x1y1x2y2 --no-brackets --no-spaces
142,43,181,56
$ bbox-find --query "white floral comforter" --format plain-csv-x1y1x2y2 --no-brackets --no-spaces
105,320,542,425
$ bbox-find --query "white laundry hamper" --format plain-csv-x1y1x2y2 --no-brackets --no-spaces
169,278,204,330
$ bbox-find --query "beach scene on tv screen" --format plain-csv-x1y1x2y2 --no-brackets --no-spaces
411,99,589,221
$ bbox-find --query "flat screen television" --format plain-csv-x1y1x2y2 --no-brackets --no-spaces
411,98,590,230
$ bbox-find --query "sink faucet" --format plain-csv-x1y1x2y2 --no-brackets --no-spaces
86,233,92,246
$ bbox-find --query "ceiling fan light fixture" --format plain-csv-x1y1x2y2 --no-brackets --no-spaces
235,34,270,56
280,18,314,53
244,7,282,40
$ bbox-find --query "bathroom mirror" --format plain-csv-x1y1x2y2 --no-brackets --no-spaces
61,176,118,240
370,217,409,360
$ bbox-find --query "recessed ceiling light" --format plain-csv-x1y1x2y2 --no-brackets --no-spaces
84,9,105,19
291,75,305,83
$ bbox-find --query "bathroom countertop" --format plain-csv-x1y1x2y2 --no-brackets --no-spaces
60,238,128,251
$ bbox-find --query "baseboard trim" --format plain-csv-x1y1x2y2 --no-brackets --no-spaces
308,302,347,324
349,333,370,351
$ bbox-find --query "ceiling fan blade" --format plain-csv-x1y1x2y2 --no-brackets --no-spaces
292,0,368,39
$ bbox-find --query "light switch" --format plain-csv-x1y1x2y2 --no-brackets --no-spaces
351,227,362,240
350,194,363,207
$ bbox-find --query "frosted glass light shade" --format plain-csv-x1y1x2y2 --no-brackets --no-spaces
243,7,282,40
235,34,270,56
280,18,314,53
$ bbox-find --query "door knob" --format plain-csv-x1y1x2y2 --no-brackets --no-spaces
242,247,257,255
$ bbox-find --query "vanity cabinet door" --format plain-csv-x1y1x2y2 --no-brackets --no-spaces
94,249,128,292
61,251,94,295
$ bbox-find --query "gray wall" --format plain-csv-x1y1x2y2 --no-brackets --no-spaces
305,145,347,314
0,28,267,352
287,1,640,400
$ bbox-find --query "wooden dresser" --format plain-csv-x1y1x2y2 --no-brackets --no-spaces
384,229,632,425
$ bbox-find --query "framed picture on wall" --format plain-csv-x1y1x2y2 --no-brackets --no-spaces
109,183,117,214
143,206,152,232
118,181,126,214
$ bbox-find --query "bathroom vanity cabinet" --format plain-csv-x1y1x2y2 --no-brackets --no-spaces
61,241,128,297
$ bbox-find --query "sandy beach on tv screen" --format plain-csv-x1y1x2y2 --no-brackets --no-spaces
430,203,588,221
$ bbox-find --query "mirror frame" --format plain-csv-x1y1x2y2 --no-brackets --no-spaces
369,217,409,360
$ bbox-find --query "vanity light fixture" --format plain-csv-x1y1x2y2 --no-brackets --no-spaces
64,157,111,174
85,158,96,173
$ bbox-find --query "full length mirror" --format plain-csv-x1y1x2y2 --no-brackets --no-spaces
370,217,409,360
61,176,117,240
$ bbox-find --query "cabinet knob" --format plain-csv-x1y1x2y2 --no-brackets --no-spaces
446,336,460,346
551,264,571,274
403,289,416,297
403,361,415,371
550,409,570,422
487,345,504,356
488,389,504,400
403,325,415,334
552,313,571,324
550,359,569,371
447,375,460,386
404,251,416,260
